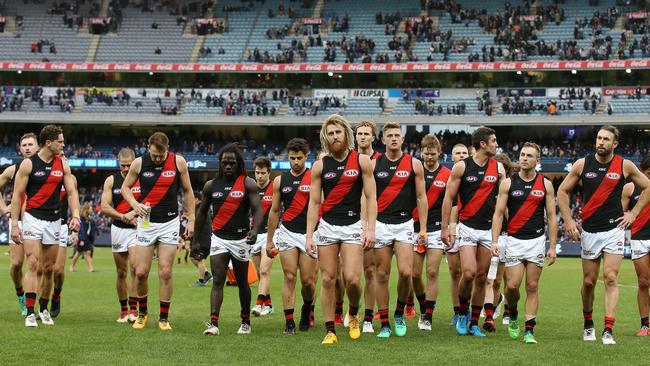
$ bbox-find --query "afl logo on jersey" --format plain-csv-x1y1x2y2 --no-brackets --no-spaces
376,171,389,179
142,171,155,178
606,172,620,180
34,171,46,177
212,192,224,199
113,188,121,195
282,186,293,194
512,190,524,197
343,169,359,177
465,176,478,183
584,172,597,179
485,175,497,183
51,170,63,177
161,171,176,178
634,195,641,201
531,190,545,197
323,172,337,180
299,185,310,192
434,181,446,188
230,191,244,198
395,171,409,178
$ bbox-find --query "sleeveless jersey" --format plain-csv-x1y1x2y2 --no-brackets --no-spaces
280,169,311,234
375,153,416,224
257,181,274,234
25,155,64,221
413,164,451,233
138,152,179,223
458,157,499,230
507,173,546,239
210,175,250,240
630,184,650,240
111,172,142,229
581,154,624,233
320,150,363,226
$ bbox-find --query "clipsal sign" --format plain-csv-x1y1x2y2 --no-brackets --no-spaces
351,89,386,98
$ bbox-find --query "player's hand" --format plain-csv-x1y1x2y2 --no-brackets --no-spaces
246,229,257,245
134,203,149,217
183,220,194,240
615,211,637,229
123,211,137,226
265,241,275,257
362,228,376,250
546,247,557,266
441,227,451,249
190,245,204,261
10,225,22,245
306,237,317,259
491,242,500,257
565,219,581,241
69,217,80,232
69,231,79,246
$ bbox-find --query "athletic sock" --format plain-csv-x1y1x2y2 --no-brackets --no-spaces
604,316,615,333
458,296,470,316
256,294,265,306
642,317,649,328
525,317,537,334
395,300,406,317
52,288,62,301
241,310,251,325
364,308,373,322
39,297,49,313
119,299,128,313
325,320,336,334
210,312,219,327
453,305,460,316
470,305,482,326
301,300,311,321
310,304,315,321
416,293,426,314
335,302,343,316
424,300,435,322
503,306,511,318
510,307,519,321
349,305,359,317
25,293,36,315
583,309,593,329
159,300,170,320
406,295,415,309
378,308,390,328
265,294,273,308
16,286,24,297
484,303,495,320
138,295,148,315
284,308,294,326
128,297,138,312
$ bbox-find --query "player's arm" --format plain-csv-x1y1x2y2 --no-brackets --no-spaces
544,178,558,265
10,159,32,244
63,161,80,232
305,160,323,256
191,180,212,259
360,154,377,248
449,205,459,244
121,157,147,216
491,178,510,256
100,175,136,225
557,158,584,241
441,161,464,247
413,158,428,236
265,175,282,256
617,159,650,228
177,155,195,239
245,177,263,244
621,182,635,212
0,165,15,215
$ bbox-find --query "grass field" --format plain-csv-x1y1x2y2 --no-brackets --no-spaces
0,247,647,365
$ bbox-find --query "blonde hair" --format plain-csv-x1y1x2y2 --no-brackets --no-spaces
355,120,377,136
382,121,401,134
319,114,355,155
421,134,441,151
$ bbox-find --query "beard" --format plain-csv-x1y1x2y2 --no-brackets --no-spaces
596,147,611,157
329,141,346,154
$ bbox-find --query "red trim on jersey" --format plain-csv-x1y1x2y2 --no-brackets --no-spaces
321,151,361,215
138,152,177,208
459,159,498,221
507,174,545,236
212,175,246,231
116,180,141,214
413,166,451,222
282,170,311,222
60,186,67,200
377,155,413,213
26,156,63,210
582,155,623,222
371,151,382,160
632,200,650,237
261,181,274,216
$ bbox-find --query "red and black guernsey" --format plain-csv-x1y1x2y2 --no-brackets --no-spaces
413,164,451,233
581,154,625,233
25,155,64,221
257,181,274,234
111,172,142,229
375,153,416,224
210,175,250,240
458,157,499,230
138,152,179,223
321,150,363,226
507,173,546,239
280,169,311,234
630,184,650,240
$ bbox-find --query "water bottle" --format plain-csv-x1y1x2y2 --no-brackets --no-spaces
416,231,427,254
269,247,279,258
141,202,151,228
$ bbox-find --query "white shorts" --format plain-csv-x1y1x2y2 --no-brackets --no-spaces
59,224,69,248
210,234,250,262
111,224,137,253
631,240,650,260
251,233,268,255
273,224,308,255
22,212,60,245
413,230,445,252
446,225,460,254
580,227,625,260
457,222,492,249
135,217,180,246
317,219,362,246
8,219,22,245
505,235,546,268
374,220,414,249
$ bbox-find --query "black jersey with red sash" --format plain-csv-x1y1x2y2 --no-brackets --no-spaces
210,175,250,240
458,157,499,230
112,172,142,229
257,181,274,234
375,153,416,224
581,154,624,233
25,155,64,221
280,169,311,234
60,186,68,224
630,185,650,240
414,164,451,232
138,152,179,223
321,150,363,226
507,173,546,239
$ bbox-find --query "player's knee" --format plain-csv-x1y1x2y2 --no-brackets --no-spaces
321,272,336,288
451,267,462,280
159,267,172,282
284,271,297,285
603,272,618,287
398,267,411,281
582,276,597,289
506,280,518,293
462,268,476,281
474,271,488,285
375,268,390,284
638,275,650,289
344,273,360,289
525,280,538,293
135,268,149,281
117,268,128,279
411,271,423,284
426,268,439,281
259,266,271,278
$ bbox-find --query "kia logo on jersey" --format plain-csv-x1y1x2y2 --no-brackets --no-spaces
465,176,478,182
132,187,141,193
376,171,389,178
263,195,273,201
343,169,359,177
531,190,545,197
34,171,46,177
51,170,63,177
606,172,620,180
323,172,337,179
434,181,446,188
142,171,155,178
484,175,497,183
230,191,244,198
212,192,224,198
512,190,524,197
282,186,293,193
584,172,597,179
161,171,176,178
395,171,409,178
299,185,310,192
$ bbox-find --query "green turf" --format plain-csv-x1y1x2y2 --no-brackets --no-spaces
0,247,647,365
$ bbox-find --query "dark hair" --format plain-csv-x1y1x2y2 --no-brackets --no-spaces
218,142,246,177
148,132,169,151
641,155,650,171
599,125,620,142
471,127,496,150
39,125,62,146
253,156,271,171
286,138,309,154
20,133,38,144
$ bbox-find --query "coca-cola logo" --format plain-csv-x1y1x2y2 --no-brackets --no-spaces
433,63,451,70
412,63,429,70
